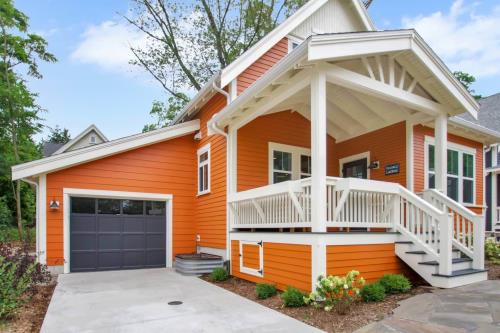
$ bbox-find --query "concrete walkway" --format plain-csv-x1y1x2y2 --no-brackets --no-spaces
356,280,500,333
42,268,321,333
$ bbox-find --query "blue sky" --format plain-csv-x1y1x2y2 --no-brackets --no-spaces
16,0,500,141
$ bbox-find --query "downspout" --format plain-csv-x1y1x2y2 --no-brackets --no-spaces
21,177,39,260
210,81,232,263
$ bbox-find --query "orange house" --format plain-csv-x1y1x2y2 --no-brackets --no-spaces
13,0,500,290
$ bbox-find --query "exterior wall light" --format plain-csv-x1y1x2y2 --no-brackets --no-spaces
49,200,60,210
368,161,380,170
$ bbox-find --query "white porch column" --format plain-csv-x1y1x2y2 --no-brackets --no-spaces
434,114,448,194
310,68,327,232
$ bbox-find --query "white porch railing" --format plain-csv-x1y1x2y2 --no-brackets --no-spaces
423,189,485,270
228,176,485,274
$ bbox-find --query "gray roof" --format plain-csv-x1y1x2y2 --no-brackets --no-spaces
457,92,500,131
42,142,64,157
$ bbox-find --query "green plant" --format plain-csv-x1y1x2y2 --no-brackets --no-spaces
304,270,365,314
485,238,500,265
378,274,411,294
0,256,35,319
281,286,306,307
210,267,229,282
255,283,277,299
360,282,386,302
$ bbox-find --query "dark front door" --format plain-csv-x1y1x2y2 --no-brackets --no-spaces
342,158,368,179
70,197,166,272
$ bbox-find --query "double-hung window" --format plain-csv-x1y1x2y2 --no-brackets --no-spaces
269,142,311,184
425,138,475,204
197,144,210,195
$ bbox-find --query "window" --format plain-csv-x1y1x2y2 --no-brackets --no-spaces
146,201,166,216
287,36,302,53
71,197,95,214
269,143,311,184
426,139,475,204
98,199,120,214
197,144,210,195
90,135,96,144
122,200,144,215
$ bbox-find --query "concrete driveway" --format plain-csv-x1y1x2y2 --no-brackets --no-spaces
42,268,321,333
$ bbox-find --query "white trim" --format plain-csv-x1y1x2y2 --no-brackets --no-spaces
449,117,500,145
197,143,211,196
62,188,173,274
406,121,414,191
53,124,108,155
39,175,47,265
268,142,311,184
351,0,376,31
239,240,263,277
230,232,398,245
424,136,477,205
287,35,303,53
12,120,200,180
339,151,370,178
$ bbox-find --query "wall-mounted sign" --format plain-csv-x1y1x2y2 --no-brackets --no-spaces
385,163,400,176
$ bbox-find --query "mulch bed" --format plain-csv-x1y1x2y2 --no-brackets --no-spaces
201,275,431,333
0,282,56,333
486,261,500,280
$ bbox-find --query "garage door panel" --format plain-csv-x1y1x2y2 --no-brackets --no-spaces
70,197,167,272
98,234,121,250
98,217,122,232
123,234,146,249
71,234,97,251
71,215,96,232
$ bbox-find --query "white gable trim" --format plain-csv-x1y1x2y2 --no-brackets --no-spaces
53,124,109,155
12,120,200,180
220,0,374,88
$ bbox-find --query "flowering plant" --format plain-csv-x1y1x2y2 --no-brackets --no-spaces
304,270,365,314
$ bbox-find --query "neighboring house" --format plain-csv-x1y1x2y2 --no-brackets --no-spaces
12,0,498,290
41,125,108,157
456,93,500,235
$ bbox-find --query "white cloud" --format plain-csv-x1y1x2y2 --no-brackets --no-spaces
402,0,500,78
71,20,147,74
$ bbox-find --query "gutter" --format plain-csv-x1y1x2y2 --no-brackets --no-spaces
450,117,500,143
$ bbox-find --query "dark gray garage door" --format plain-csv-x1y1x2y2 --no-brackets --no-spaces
70,197,166,272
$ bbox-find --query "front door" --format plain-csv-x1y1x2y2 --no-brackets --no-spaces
342,158,368,179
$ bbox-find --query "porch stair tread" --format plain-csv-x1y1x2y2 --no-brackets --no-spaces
432,268,488,278
405,250,426,254
419,258,471,266
395,241,413,244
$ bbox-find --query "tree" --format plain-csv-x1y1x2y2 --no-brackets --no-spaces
0,0,56,240
453,71,482,100
46,125,71,144
125,0,306,128
143,94,188,132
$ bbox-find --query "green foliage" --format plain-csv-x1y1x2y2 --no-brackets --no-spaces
0,196,11,227
142,95,188,132
304,270,365,314
255,283,277,299
45,125,71,144
453,71,482,100
0,256,34,319
280,286,306,307
210,267,229,282
485,238,500,264
378,274,411,294
360,282,386,302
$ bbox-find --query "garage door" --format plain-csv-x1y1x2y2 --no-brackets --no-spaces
70,197,166,272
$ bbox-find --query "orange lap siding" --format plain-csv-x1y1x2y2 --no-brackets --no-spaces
45,135,196,266
327,244,411,283
231,240,312,292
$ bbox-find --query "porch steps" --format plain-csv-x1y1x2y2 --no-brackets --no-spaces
174,253,224,275
395,238,487,288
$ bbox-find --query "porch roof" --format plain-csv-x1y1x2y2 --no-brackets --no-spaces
209,30,480,139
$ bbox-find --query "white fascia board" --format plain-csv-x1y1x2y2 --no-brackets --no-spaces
12,120,200,180
220,0,328,88
53,124,109,155
449,117,500,144
209,41,309,129
351,0,376,31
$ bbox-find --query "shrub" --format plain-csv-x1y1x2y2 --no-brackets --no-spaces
255,283,277,299
360,283,386,302
0,256,35,319
0,243,50,286
210,267,229,282
378,274,411,294
485,238,500,265
304,270,365,314
281,286,306,307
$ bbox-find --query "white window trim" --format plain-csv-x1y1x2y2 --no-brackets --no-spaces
424,136,476,205
268,142,311,184
339,151,371,179
239,240,263,277
287,35,303,53
197,143,211,196
62,188,173,274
